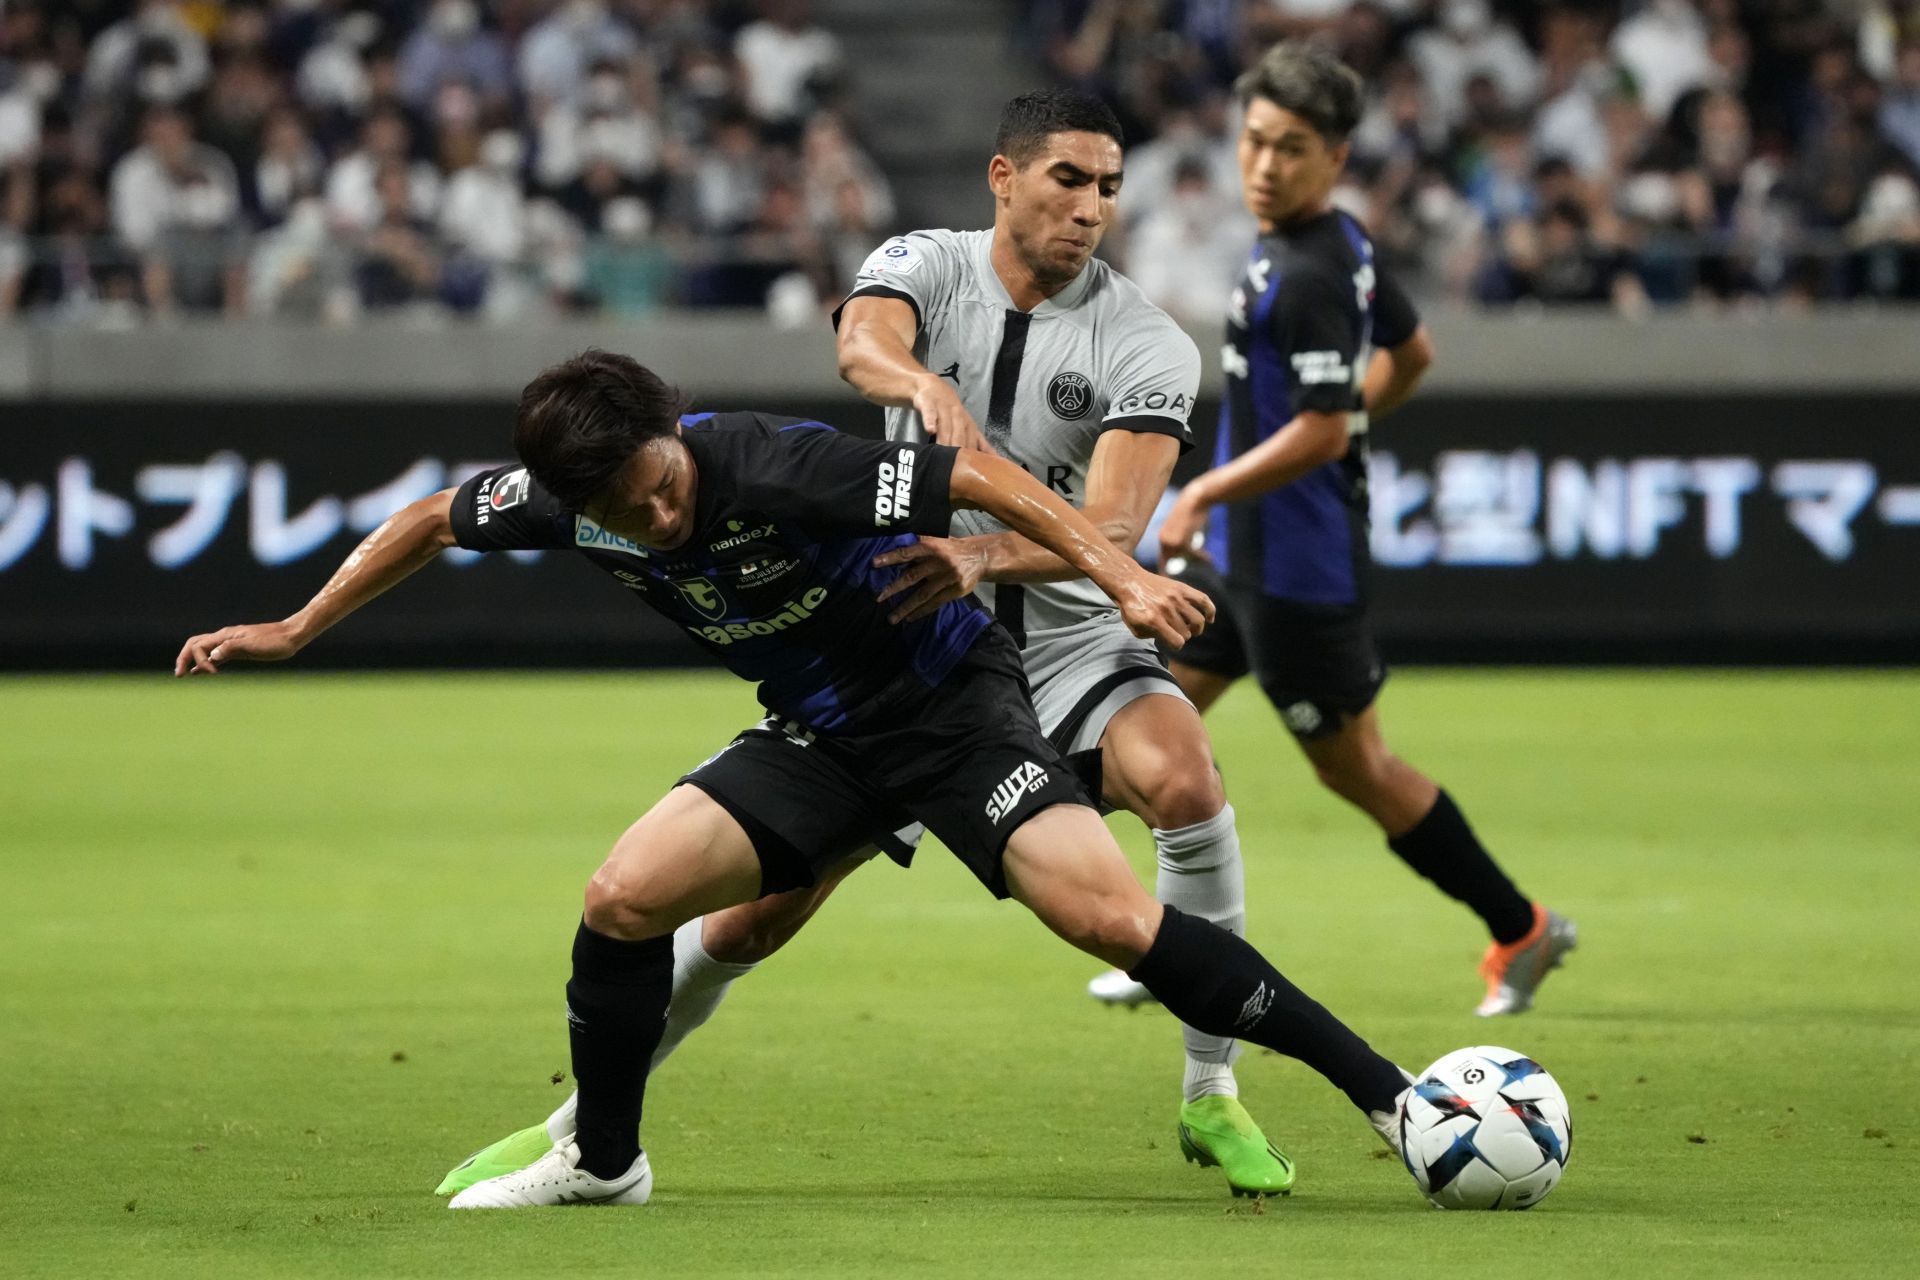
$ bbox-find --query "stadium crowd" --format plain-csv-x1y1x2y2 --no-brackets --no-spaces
0,0,891,323
4,2,1918,325
1038,0,1920,316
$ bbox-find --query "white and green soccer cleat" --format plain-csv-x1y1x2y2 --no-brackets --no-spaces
436,1121,557,1197
447,1140,652,1209
1177,1096,1296,1198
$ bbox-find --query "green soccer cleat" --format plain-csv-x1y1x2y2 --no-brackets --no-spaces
1177,1095,1296,1198
435,1121,555,1197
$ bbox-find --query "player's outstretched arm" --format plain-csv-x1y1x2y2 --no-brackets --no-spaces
174,489,459,676
835,294,995,454
946,451,1212,649
1156,409,1350,561
873,429,1177,622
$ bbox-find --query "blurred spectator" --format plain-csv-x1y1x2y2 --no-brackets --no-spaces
1121,91,1239,228
1530,6,1614,180
109,105,245,312
534,56,666,197
1846,157,1920,298
252,105,325,225
1479,198,1646,311
83,0,210,109
12,165,140,322
1882,39,1920,170
799,111,892,284
1611,1,1716,123
441,128,528,268
734,0,841,135
1408,0,1538,129
691,109,769,234
1126,153,1253,325
398,0,512,118
518,0,641,112
354,160,441,310
583,195,675,315
326,106,440,233
296,8,381,122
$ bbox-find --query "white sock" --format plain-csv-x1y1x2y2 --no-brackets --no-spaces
1154,803,1247,1096
544,915,758,1142
1184,1057,1239,1102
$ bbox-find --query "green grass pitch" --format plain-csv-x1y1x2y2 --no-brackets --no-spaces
4,669,1917,1277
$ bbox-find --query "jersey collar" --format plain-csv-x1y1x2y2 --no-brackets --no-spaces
975,230,1096,316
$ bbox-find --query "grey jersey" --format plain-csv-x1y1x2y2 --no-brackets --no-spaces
840,227,1201,636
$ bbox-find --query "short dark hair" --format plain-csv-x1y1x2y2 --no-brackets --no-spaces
1234,42,1364,143
515,350,690,509
994,89,1124,167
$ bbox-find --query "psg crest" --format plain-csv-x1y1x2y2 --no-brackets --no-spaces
1047,372,1093,419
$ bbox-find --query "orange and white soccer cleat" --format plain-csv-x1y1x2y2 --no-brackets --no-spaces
1474,905,1578,1017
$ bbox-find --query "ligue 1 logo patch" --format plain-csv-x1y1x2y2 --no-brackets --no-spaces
489,467,532,511
1047,372,1093,420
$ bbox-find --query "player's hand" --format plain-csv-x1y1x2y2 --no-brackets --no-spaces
174,621,305,676
871,537,989,623
1157,487,1212,568
1114,567,1214,650
911,375,998,455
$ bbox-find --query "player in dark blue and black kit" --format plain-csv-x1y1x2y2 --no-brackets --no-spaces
1157,44,1576,1019
176,350,1425,1209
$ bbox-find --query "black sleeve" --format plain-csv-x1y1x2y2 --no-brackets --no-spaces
1267,264,1363,415
734,424,958,537
1371,264,1421,350
449,465,575,551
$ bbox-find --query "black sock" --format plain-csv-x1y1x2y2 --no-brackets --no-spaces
1388,790,1535,945
1127,906,1406,1116
566,921,674,1180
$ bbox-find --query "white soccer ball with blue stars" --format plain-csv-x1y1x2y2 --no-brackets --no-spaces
1398,1045,1572,1210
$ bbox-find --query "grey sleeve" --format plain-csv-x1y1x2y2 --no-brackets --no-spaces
831,229,964,332
1100,322,1201,451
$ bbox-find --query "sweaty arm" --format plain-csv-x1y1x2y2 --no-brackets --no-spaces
947,450,1210,648
875,438,1177,618
175,489,458,675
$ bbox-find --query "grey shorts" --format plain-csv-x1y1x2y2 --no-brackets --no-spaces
1021,613,1191,756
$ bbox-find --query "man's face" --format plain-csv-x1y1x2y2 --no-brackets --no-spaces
991,129,1122,287
1237,97,1347,229
583,433,699,551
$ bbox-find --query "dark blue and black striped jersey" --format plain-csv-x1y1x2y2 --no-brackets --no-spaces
1206,209,1418,612
450,412,992,732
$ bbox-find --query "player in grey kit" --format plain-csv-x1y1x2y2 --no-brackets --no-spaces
440,90,1298,1200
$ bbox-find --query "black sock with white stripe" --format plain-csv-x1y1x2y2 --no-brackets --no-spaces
567,921,674,1180
1127,906,1405,1115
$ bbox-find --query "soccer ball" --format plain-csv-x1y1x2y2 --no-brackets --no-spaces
1397,1045,1572,1210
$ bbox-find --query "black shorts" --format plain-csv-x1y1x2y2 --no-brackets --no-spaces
1168,558,1387,741
679,628,1094,899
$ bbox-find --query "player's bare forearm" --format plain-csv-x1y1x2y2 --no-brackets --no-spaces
1185,410,1350,507
948,453,1125,590
965,428,1178,582
1363,326,1434,421
287,490,459,642
837,294,994,453
174,490,457,675
836,316,933,407
948,451,1211,647
835,294,933,408
962,515,1138,584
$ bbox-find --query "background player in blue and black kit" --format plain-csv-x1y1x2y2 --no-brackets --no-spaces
1157,43,1577,1019
176,350,1425,1208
